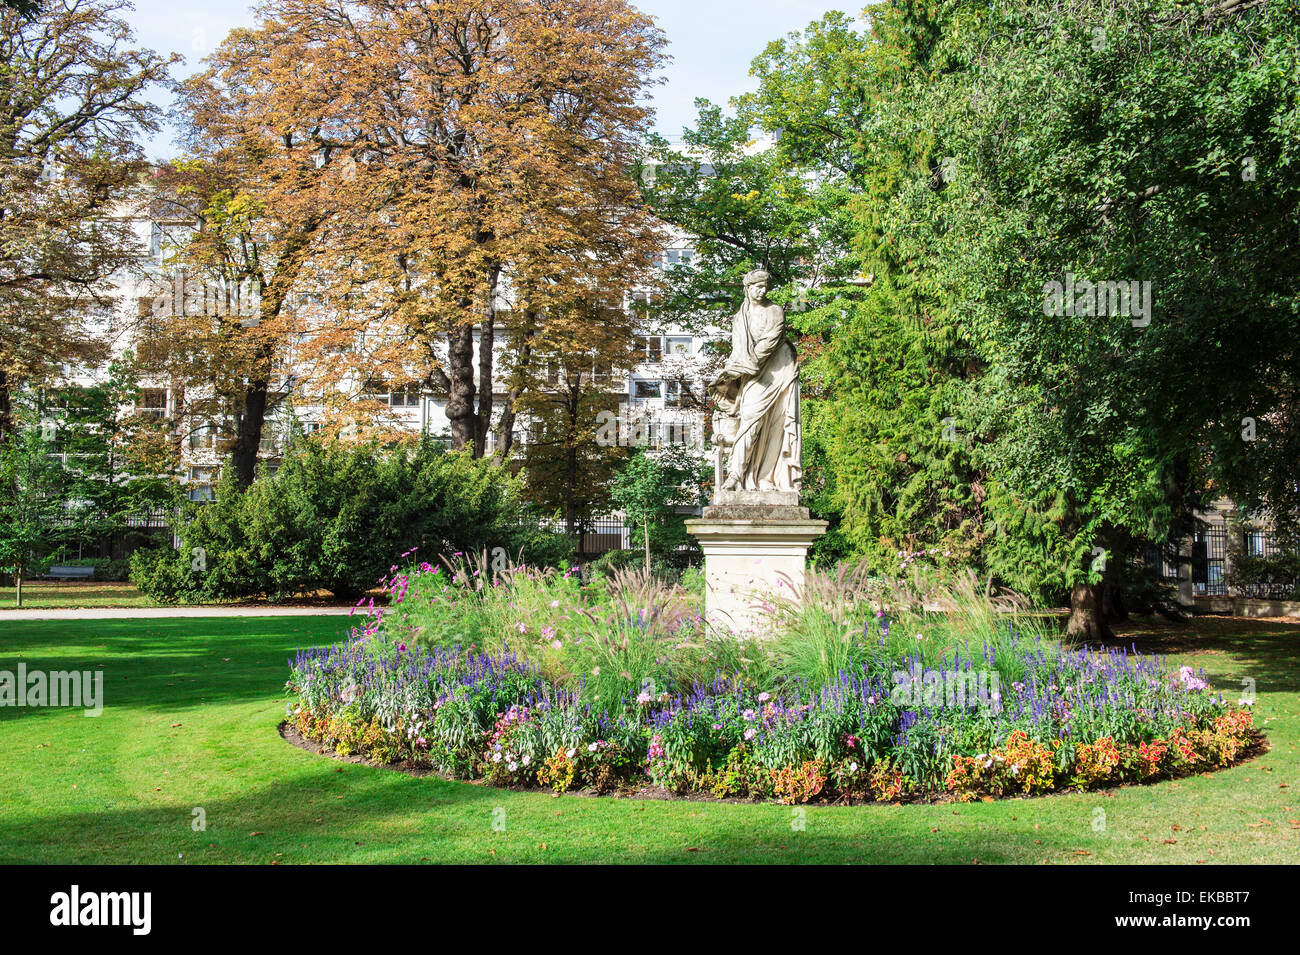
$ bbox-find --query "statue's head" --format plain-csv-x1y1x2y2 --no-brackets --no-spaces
742,269,770,302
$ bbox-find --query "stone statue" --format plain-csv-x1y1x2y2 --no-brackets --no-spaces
708,269,802,497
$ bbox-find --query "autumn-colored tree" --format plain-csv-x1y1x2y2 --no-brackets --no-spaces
0,0,176,442
194,0,667,456
153,21,359,488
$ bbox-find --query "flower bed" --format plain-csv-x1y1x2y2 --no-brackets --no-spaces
285,558,1259,804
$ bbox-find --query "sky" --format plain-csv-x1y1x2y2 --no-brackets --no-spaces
122,0,868,159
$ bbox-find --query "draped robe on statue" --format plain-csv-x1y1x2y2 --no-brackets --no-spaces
715,297,801,492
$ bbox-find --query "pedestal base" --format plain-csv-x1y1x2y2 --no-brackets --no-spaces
685,514,827,636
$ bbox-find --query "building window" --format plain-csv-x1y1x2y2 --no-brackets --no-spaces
632,379,662,399
665,336,692,357
634,335,663,363
389,386,420,407
140,389,167,418
1246,531,1267,556
188,421,215,450
187,466,217,502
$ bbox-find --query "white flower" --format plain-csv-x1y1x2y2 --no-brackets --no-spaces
566,748,576,759
492,752,502,762
849,761,858,773
588,743,598,752
508,761,518,772
522,754,531,766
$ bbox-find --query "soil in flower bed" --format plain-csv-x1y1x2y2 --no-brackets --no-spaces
278,719,1268,807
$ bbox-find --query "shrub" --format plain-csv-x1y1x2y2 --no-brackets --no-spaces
132,439,563,602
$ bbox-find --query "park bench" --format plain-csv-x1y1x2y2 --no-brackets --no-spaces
45,566,95,580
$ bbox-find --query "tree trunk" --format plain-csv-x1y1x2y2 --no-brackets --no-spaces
445,321,477,451
0,369,12,446
474,267,499,459
1066,581,1114,641
15,566,22,608
493,313,536,463
644,522,651,575
231,350,271,489
565,395,579,554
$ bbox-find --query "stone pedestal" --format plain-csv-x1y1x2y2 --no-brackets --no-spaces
685,503,827,635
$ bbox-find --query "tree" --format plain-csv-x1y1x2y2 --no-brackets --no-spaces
0,406,67,605
738,5,983,571
728,0,1300,639
900,0,1300,636
42,356,179,554
610,446,707,573
517,302,636,546
193,0,667,458
0,0,177,443
639,88,868,558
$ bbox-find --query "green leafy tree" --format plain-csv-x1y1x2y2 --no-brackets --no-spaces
732,0,1300,640
43,357,179,556
610,447,707,573
0,410,67,604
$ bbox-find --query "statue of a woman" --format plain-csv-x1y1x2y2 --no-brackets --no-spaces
709,269,801,495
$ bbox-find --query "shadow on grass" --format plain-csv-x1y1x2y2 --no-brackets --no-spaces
0,757,1030,865
1100,615,1300,695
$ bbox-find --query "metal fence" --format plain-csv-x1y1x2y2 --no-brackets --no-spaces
1231,525,1300,599
519,513,702,560
1143,543,1182,582
1191,525,1228,596
1152,524,1300,599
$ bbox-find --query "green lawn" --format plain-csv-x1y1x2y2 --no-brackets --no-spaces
0,581,159,609
0,613,1296,864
